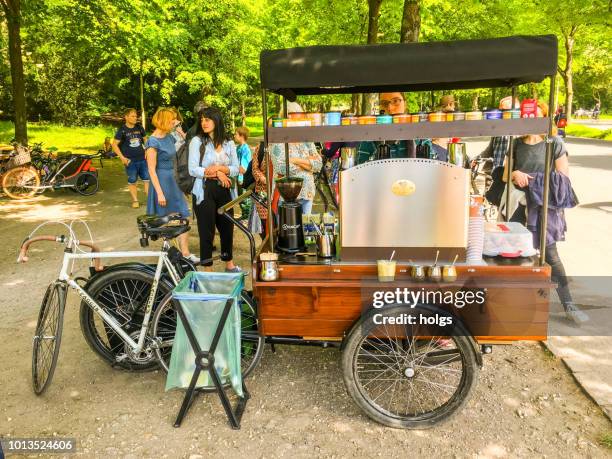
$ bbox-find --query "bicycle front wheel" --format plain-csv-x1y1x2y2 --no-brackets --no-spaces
2,165,40,199
32,282,66,395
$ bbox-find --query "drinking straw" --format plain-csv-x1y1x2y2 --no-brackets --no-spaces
451,254,459,266
389,250,396,262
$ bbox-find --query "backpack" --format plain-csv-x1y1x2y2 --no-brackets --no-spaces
241,142,264,189
175,139,205,194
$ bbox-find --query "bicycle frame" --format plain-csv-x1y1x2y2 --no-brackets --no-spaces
59,248,181,355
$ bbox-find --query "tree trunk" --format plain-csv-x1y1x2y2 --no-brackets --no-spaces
400,0,420,43
562,32,575,120
2,0,27,144
351,93,361,115
362,0,384,115
139,66,146,130
241,102,246,126
472,94,479,110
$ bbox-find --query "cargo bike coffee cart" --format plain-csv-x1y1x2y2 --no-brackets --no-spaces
220,35,562,429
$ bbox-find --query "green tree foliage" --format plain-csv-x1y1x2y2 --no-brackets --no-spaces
0,0,609,131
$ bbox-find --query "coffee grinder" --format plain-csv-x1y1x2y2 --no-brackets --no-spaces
275,177,306,253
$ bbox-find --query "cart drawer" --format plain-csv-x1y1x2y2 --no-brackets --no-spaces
257,286,362,321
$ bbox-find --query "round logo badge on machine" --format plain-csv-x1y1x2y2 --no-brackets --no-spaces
391,179,416,196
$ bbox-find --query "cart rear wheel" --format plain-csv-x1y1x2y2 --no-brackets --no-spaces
74,172,99,195
342,304,479,429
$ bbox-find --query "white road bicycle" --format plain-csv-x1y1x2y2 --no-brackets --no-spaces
19,215,263,395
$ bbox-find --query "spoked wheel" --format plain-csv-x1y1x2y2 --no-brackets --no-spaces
32,282,67,395
342,304,479,429
79,269,173,371
2,165,40,199
74,172,99,196
151,289,264,387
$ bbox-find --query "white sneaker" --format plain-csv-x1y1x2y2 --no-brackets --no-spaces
184,254,200,264
564,303,589,324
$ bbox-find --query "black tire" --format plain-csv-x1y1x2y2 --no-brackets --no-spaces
151,289,264,389
341,304,479,429
74,172,99,195
79,268,173,371
32,282,66,395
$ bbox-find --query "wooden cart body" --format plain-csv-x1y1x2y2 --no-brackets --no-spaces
253,259,551,343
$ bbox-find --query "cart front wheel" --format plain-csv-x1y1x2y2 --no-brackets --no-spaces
342,304,479,429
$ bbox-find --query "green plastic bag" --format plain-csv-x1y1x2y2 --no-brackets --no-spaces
166,271,244,397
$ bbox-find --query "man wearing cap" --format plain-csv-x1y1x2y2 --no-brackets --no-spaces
440,94,456,113
356,92,416,164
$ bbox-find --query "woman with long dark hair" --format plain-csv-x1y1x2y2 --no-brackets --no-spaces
502,101,587,324
188,107,241,272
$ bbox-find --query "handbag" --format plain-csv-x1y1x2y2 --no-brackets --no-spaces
485,166,505,207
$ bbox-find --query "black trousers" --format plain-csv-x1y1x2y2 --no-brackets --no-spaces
511,204,573,305
193,180,234,266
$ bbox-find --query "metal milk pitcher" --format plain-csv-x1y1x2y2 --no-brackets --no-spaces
448,142,466,167
341,147,357,170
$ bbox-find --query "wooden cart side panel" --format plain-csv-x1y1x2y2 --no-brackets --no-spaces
255,283,549,340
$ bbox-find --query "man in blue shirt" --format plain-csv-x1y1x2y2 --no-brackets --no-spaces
357,92,416,164
112,108,149,208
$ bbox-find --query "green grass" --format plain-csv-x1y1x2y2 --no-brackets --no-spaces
599,432,612,449
244,116,264,138
565,123,612,141
0,121,115,154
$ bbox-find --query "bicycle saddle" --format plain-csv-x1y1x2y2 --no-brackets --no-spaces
137,214,190,242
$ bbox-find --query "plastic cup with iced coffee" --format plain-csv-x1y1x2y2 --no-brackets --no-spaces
377,260,397,282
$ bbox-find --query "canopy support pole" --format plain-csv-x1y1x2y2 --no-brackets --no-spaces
539,74,557,266
283,98,290,177
504,86,517,222
262,88,274,251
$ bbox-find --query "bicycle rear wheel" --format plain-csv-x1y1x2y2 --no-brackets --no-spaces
2,165,40,199
80,268,173,371
32,282,66,395
151,289,264,386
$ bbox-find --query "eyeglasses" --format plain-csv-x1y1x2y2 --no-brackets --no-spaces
380,98,404,108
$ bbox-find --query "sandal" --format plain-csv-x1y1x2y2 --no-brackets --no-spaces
131,201,140,209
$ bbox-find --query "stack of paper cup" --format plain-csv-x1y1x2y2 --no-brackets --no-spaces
466,216,485,263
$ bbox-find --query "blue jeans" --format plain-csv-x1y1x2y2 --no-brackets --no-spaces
297,199,313,215
125,159,150,183
278,197,313,215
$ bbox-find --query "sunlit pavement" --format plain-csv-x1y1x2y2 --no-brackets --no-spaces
469,137,612,420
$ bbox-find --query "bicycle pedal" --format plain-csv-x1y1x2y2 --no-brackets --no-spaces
115,353,129,363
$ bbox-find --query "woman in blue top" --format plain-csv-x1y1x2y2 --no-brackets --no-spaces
145,107,198,263
188,107,241,272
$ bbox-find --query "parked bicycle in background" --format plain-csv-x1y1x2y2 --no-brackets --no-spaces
1,144,100,199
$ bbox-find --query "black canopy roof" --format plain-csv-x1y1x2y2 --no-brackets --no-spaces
260,35,558,100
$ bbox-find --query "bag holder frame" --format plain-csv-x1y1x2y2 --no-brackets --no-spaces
173,297,250,429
